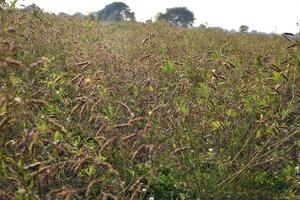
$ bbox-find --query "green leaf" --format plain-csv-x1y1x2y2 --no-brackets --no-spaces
226,109,237,118
84,165,95,177
9,0,18,8
212,50,221,60
97,155,107,162
53,131,63,144
211,121,221,131
272,72,284,83
161,60,175,73
256,129,262,138
198,83,209,97
158,47,166,54
175,100,189,114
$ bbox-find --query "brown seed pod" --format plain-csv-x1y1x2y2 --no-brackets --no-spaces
170,146,188,157
122,133,138,142
99,137,116,154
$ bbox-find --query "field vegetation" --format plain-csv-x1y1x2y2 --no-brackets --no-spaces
0,9,299,199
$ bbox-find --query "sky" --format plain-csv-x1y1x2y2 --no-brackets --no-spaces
17,0,300,34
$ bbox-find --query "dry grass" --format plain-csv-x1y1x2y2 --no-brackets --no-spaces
0,9,299,199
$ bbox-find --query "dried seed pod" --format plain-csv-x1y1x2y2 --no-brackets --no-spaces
122,133,138,142
132,144,154,163
170,147,188,157
99,137,116,154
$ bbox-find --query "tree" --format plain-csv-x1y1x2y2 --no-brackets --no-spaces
0,0,7,9
1,0,18,9
156,7,195,28
98,2,135,22
73,12,86,19
88,12,98,20
58,12,70,17
251,30,258,35
199,24,207,29
23,4,42,13
239,25,249,33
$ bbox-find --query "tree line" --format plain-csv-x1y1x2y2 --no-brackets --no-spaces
64,2,252,32
1,0,255,32
69,2,196,29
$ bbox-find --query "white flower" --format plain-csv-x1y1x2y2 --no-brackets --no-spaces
208,148,213,152
131,112,135,117
141,188,147,192
149,197,154,200
14,97,22,104
295,166,299,174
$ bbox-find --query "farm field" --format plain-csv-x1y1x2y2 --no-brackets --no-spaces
0,10,300,199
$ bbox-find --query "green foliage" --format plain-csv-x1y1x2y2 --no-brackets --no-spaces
0,0,18,9
157,7,195,28
98,2,135,22
53,131,63,144
9,0,17,8
198,83,209,97
272,71,284,83
0,0,6,8
161,59,175,73
146,168,192,199
239,25,249,33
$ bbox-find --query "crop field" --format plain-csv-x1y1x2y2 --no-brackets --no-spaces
0,10,299,199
